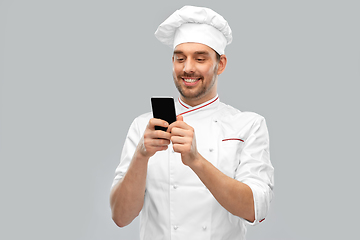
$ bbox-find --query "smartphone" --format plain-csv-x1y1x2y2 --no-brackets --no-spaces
151,97,177,131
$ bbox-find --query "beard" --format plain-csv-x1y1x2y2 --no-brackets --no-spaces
173,65,219,102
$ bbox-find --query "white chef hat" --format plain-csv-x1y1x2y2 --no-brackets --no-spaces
155,5,232,55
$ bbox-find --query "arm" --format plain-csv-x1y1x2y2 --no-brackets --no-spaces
110,118,171,227
189,154,255,222
190,155,255,222
168,115,255,222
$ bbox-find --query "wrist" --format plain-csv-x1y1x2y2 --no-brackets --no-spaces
188,153,205,172
134,146,151,163
135,140,153,159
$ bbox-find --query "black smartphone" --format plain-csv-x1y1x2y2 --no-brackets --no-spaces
151,97,177,131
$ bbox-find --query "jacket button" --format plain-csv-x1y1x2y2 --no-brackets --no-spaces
202,225,207,230
173,225,178,230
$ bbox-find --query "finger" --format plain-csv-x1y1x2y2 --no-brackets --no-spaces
147,138,171,147
177,115,184,121
168,121,189,134
145,129,171,141
169,126,186,137
170,135,188,145
167,115,185,133
172,143,191,154
148,118,169,130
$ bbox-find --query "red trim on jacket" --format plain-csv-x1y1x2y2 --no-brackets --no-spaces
222,138,244,142
178,98,189,109
178,97,219,116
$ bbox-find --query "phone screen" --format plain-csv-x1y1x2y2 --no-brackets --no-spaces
151,97,177,131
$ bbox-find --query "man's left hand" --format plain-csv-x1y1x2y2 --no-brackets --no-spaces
167,115,200,167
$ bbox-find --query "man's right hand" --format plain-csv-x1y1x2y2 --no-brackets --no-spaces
137,118,171,158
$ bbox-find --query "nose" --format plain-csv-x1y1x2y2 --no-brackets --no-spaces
183,58,195,74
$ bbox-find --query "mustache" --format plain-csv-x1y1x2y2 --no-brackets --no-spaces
178,72,203,78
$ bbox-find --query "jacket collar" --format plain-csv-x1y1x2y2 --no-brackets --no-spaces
176,95,220,116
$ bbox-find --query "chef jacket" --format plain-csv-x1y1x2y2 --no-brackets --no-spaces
112,95,274,240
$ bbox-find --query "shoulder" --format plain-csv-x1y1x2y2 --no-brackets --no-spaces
127,112,152,133
218,102,265,124
134,112,153,122
215,102,269,140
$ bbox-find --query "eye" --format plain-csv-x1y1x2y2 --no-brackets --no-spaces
196,58,205,62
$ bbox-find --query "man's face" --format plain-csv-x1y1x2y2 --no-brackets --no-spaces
172,42,225,106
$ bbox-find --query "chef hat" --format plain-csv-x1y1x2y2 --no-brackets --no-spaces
155,5,232,55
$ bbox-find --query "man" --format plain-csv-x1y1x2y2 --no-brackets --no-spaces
110,6,274,240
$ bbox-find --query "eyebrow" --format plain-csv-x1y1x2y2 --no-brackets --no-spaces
173,50,184,55
173,50,211,56
194,51,210,56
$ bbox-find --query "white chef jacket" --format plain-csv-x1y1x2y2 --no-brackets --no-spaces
112,95,274,240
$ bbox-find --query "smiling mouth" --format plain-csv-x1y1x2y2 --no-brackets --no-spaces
182,78,201,83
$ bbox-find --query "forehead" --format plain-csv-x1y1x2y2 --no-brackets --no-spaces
173,42,216,56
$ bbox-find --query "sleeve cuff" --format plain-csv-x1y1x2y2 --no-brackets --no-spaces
244,182,272,226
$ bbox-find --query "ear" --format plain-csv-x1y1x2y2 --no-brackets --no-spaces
216,55,227,75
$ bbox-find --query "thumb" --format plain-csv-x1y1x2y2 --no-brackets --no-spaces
177,115,184,121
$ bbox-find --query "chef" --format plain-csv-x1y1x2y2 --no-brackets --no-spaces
110,5,274,240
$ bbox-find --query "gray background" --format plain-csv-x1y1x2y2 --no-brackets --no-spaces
1,0,359,239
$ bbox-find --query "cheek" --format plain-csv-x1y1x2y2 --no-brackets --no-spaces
201,64,216,77
173,63,182,74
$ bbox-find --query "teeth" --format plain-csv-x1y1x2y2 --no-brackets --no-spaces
183,78,198,83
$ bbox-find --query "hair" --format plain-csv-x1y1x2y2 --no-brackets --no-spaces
216,52,221,63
